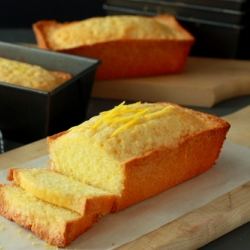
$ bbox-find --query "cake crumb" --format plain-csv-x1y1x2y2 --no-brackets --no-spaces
27,233,34,239
15,228,23,238
44,243,58,249
31,241,41,246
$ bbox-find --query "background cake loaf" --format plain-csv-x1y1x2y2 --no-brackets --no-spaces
32,14,195,80
48,102,230,212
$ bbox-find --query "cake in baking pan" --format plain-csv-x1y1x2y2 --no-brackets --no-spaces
0,56,71,91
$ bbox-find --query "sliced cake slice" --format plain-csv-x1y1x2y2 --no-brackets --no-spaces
8,168,116,215
0,184,97,247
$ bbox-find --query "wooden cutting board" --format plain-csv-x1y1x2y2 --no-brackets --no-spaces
118,105,250,249
0,106,250,249
92,57,250,108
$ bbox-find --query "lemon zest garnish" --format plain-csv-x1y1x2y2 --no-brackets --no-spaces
110,108,149,137
0,225,5,231
111,116,140,137
92,101,126,129
92,102,145,130
93,102,175,137
145,106,174,120
109,107,149,127
71,102,174,137
100,101,141,117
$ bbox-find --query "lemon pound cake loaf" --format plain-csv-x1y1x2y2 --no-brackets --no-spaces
8,168,115,215
48,102,230,212
32,14,195,80
0,56,72,91
0,184,97,247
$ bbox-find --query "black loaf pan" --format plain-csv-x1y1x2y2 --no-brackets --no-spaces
106,0,250,25
165,0,250,11
0,41,101,144
112,0,250,11
104,4,250,59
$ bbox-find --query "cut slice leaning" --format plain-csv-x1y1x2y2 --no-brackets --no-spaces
8,168,116,215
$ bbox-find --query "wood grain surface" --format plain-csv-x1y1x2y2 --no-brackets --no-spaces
92,57,250,108
0,138,47,170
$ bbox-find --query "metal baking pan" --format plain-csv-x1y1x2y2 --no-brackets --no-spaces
0,41,101,144
165,0,250,11
105,0,250,25
110,0,250,11
104,4,250,59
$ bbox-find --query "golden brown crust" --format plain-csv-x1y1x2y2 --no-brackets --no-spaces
47,102,230,212
113,124,229,211
0,184,98,247
50,70,72,83
60,39,193,80
47,130,69,143
32,20,57,49
153,14,194,40
112,105,230,211
32,15,195,80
